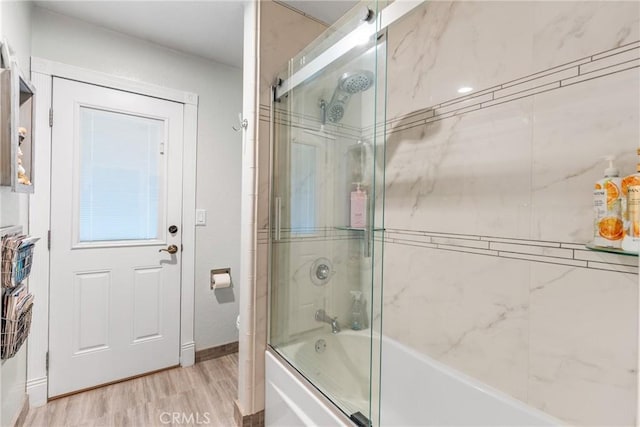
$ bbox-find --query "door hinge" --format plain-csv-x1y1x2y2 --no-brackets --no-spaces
46,351,49,373
49,108,53,127
47,230,51,250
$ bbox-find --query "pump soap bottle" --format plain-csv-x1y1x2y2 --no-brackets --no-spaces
622,148,640,253
593,156,623,248
350,183,367,229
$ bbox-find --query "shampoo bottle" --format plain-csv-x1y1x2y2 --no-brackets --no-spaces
350,183,367,229
593,156,623,248
622,148,640,253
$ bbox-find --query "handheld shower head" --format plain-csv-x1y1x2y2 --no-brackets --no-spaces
339,70,374,94
325,70,374,123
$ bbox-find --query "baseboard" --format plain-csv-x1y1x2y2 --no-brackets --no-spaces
180,341,196,367
26,376,47,407
233,399,264,427
11,395,29,427
195,341,239,363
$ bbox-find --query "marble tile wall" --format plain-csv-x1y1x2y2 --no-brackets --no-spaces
383,1,640,425
383,244,531,402
528,264,637,426
386,1,639,121
382,242,638,425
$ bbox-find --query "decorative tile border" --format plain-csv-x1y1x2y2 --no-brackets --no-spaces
385,228,638,274
263,41,639,140
373,40,640,136
259,104,363,140
272,227,363,244
259,227,369,244
260,226,636,273
263,42,640,149
257,229,269,244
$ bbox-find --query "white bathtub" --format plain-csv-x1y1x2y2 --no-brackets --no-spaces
266,330,560,426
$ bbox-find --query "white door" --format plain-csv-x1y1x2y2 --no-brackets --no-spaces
49,78,184,398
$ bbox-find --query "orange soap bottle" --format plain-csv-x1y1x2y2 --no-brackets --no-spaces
593,156,623,248
622,149,640,253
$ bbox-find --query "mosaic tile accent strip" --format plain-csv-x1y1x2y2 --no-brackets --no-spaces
377,40,640,135
260,105,363,139
257,229,269,244
385,228,638,274
260,226,380,244
265,43,639,149
263,228,636,272
262,226,636,273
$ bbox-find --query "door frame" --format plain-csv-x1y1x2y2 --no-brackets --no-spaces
27,57,198,406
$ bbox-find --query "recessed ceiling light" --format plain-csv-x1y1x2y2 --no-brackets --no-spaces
457,86,473,94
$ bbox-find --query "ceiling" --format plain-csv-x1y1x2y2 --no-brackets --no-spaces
34,1,358,69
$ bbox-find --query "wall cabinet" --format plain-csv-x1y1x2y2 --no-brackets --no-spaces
0,41,35,193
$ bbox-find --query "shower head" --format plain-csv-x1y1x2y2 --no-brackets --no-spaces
339,70,374,94
327,102,346,123
325,70,374,124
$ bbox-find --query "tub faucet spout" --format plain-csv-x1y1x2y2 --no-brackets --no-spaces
315,309,341,334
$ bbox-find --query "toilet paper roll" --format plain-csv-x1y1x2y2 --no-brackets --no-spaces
212,273,232,290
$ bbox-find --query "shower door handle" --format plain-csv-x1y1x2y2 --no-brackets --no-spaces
274,197,282,241
364,225,371,258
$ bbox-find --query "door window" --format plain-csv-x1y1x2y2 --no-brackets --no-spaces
78,107,165,242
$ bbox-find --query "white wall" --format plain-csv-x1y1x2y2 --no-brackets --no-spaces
0,1,32,424
30,6,242,354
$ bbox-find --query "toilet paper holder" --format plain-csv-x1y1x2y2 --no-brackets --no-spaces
210,268,231,289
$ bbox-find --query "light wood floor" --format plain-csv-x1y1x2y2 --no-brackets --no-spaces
22,353,238,427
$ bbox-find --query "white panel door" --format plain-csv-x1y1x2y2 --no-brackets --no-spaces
49,78,184,397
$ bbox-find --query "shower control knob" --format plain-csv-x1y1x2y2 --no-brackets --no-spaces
316,264,330,280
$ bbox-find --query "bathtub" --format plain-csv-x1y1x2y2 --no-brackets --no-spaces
266,330,560,426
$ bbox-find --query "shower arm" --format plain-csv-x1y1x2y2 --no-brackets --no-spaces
319,99,327,126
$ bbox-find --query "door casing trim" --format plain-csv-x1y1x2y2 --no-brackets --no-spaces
27,57,198,406
32,57,198,105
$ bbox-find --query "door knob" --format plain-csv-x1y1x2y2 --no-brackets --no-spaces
159,244,178,254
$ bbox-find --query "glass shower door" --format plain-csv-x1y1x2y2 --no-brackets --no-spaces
269,1,386,424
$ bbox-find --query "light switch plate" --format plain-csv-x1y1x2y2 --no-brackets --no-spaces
195,209,207,226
